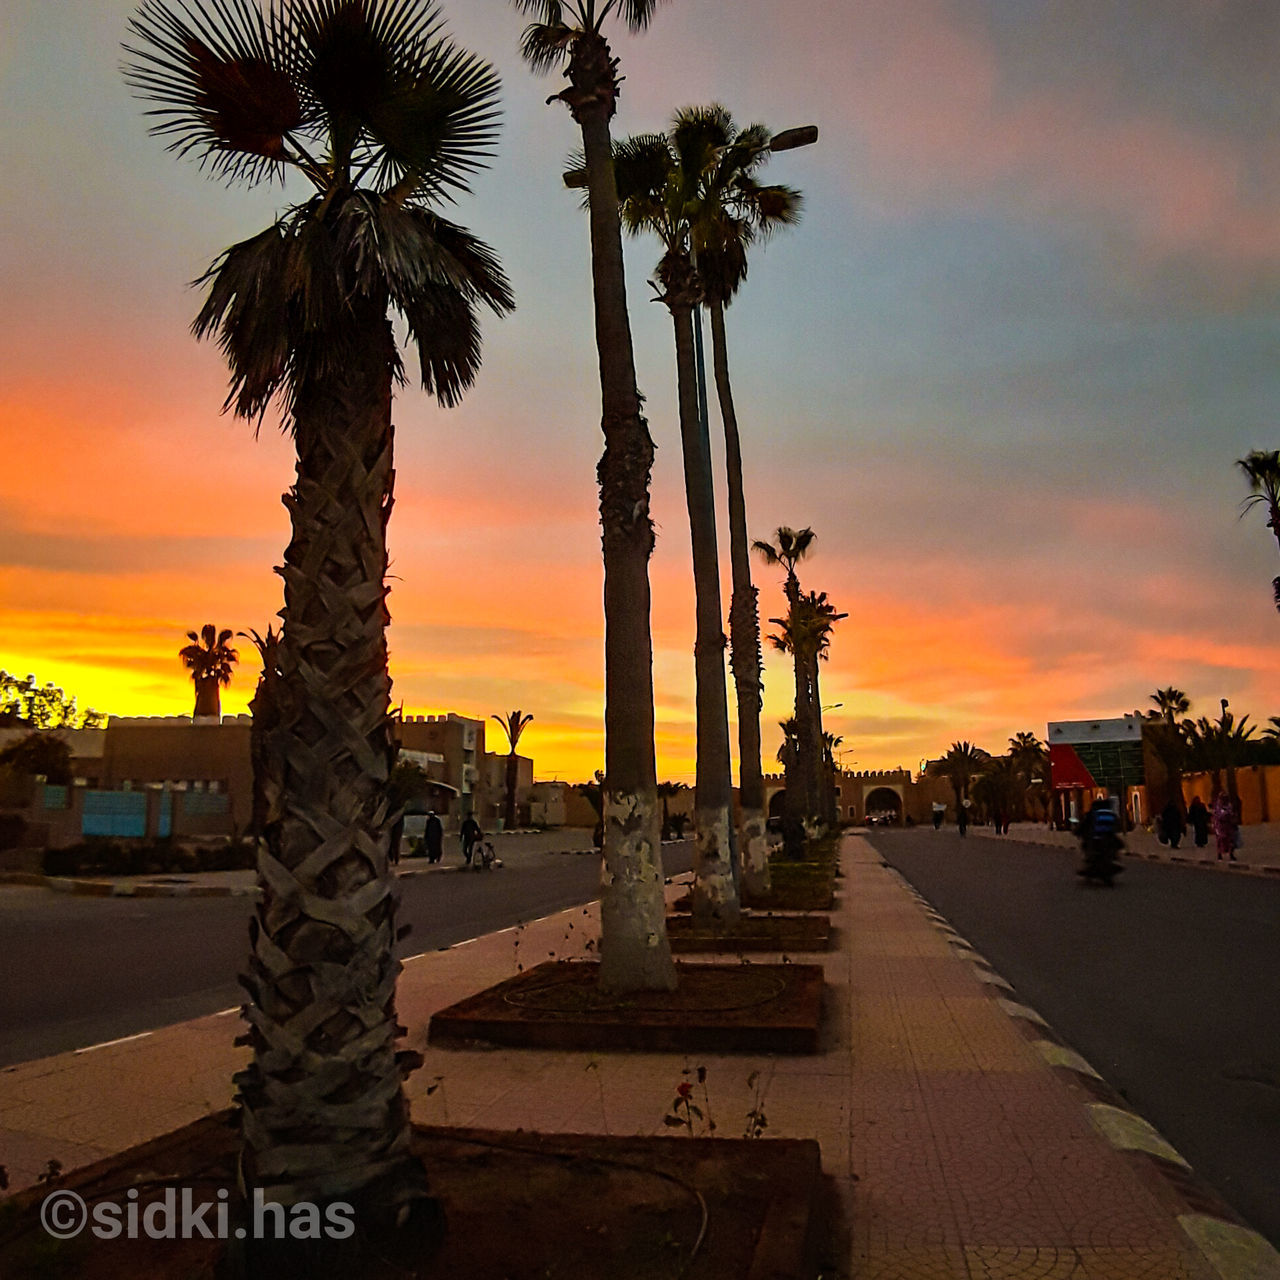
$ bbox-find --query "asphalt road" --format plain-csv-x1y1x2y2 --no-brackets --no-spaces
866,827,1280,1248
0,839,693,1069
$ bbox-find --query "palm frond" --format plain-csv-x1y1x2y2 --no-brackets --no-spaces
518,19,575,75
614,0,669,33
373,204,514,406
123,0,303,187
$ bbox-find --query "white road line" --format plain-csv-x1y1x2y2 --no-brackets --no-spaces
74,1031,153,1054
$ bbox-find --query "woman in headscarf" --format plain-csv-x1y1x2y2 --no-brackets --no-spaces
1210,790,1238,861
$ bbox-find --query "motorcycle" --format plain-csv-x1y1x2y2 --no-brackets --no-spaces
1078,829,1123,886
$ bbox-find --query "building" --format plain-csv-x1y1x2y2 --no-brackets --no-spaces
3,709,534,852
762,767,952,826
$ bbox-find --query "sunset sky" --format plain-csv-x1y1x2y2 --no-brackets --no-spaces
4,0,1280,784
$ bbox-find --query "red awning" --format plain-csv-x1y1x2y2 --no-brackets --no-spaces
1049,743,1096,790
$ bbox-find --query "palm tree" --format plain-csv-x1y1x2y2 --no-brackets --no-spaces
178,623,238,719
927,741,991,816
753,527,818,817
656,779,690,839
1146,687,1191,813
608,116,738,922
766,586,845,826
1007,731,1049,822
125,0,513,1231
491,710,534,831
672,104,804,902
1185,700,1255,801
1237,450,1280,611
513,0,676,992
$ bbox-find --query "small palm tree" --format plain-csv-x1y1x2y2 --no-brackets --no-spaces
491,710,534,831
178,624,238,719
766,585,844,825
126,0,513,1233
928,741,991,815
513,0,676,993
1007,731,1048,821
1237,450,1280,611
1147,687,1191,813
754,527,818,817
1185,700,1255,801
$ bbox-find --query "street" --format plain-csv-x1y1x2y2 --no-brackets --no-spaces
0,836,694,1069
866,826,1280,1248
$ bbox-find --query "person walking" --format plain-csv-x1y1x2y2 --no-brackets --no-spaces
424,811,444,864
1211,791,1238,861
932,801,945,830
1187,796,1210,848
460,814,482,866
1159,799,1186,850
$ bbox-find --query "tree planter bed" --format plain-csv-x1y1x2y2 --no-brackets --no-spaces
664,911,833,953
427,960,826,1053
0,1111,828,1279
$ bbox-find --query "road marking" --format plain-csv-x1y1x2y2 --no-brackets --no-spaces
74,1031,152,1054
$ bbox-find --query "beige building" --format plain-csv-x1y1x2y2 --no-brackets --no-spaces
3,709,536,850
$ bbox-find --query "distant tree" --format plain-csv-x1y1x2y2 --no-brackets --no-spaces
656,779,690,840
178,624,238,719
754,528,819,818
1184,700,1255,801
491,711,534,831
387,758,432,861
0,732,73,785
1145,687,1192,813
0,671,106,729
1237,450,1280,610
927,741,991,815
1007,731,1049,820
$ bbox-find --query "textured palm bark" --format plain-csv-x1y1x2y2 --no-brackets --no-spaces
566,30,675,992
785,576,820,822
235,307,423,1209
667,284,738,923
708,301,769,895
504,751,519,830
192,678,222,719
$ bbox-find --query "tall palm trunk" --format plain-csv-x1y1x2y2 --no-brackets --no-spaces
568,32,675,992
193,677,222,719
784,576,819,822
236,304,422,1210
809,655,833,824
504,751,519,830
668,283,738,922
708,299,768,895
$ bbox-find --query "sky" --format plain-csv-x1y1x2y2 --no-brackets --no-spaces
3,0,1280,784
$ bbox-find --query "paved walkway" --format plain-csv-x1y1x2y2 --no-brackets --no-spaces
2,834,1277,1278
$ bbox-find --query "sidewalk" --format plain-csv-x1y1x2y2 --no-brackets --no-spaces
2,834,1277,1278
968,820,1280,875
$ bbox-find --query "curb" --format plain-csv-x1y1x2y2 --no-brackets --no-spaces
892,869,1280,1280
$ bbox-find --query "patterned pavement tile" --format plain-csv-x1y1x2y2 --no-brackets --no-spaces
964,1244,1219,1279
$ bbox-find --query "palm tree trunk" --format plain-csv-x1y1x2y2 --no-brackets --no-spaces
504,751,518,830
236,306,423,1211
782,574,819,823
708,300,768,895
809,656,830,824
193,678,221,719
571,34,675,992
670,297,738,923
